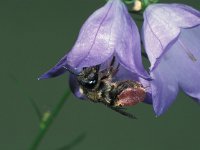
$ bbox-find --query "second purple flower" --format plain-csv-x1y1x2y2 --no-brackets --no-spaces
142,3,200,116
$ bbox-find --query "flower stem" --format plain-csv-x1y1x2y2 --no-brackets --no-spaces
29,91,71,150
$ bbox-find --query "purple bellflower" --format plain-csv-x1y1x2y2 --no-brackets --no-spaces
39,0,151,103
142,3,200,116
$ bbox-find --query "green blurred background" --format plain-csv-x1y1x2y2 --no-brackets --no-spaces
1,0,200,150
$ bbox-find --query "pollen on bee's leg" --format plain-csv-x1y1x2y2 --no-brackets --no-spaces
115,87,146,107
178,39,197,62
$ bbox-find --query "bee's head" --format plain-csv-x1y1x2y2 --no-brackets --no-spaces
77,66,100,89
62,65,100,89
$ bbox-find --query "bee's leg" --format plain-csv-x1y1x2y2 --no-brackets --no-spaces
112,107,137,119
108,56,120,77
109,56,116,68
116,80,137,90
110,63,120,77
100,91,136,119
94,64,100,72
108,81,136,107
106,104,137,119
99,56,120,81
101,56,117,76
100,91,112,105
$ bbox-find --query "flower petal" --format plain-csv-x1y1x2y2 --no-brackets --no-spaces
150,58,179,116
69,74,85,99
67,0,125,69
38,59,77,80
139,77,152,104
114,2,149,79
173,26,200,102
142,4,200,70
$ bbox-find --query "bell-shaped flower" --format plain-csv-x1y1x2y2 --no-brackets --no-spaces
39,0,149,79
39,0,150,102
142,3,200,116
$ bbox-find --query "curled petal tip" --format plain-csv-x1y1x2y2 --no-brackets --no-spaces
38,67,66,79
38,75,47,80
37,73,52,80
154,109,165,117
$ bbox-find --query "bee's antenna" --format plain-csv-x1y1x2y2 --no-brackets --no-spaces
62,66,79,76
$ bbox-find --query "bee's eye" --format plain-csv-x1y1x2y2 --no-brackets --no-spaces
79,79,97,89
77,67,99,89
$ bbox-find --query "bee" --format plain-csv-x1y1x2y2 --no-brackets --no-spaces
66,57,146,119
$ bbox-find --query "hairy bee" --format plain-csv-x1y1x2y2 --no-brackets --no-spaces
68,57,146,119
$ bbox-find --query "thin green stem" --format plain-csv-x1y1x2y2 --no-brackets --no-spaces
29,91,71,150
